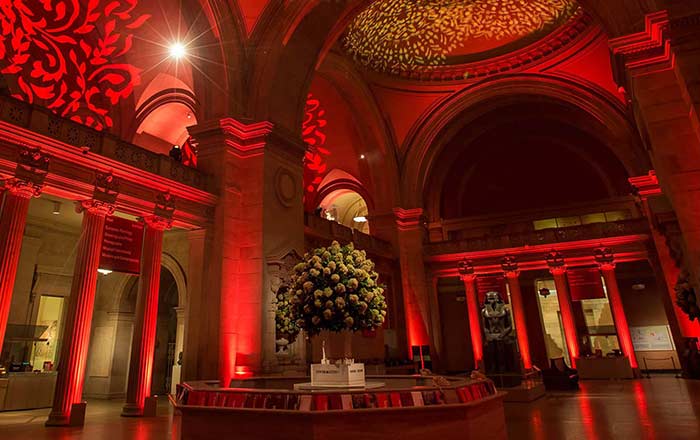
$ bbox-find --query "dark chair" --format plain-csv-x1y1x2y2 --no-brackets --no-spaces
542,357,579,391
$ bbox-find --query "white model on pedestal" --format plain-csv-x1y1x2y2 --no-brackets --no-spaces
310,340,366,387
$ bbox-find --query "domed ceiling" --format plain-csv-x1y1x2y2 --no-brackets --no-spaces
344,0,580,75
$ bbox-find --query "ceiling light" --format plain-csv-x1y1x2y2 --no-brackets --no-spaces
97,269,113,275
360,154,366,160
52,201,61,215
353,216,368,223
169,42,186,60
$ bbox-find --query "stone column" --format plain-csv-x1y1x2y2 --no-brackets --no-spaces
0,148,49,350
189,119,306,387
594,248,639,373
629,172,697,338
393,208,431,354
122,193,174,417
47,173,118,427
502,256,532,371
458,260,483,370
545,251,580,368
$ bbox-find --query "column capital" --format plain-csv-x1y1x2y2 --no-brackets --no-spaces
5,146,51,198
501,255,519,278
76,170,120,216
457,259,476,282
143,215,172,231
594,247,616,271
545,250,566,275
393,207,424,231
143,191,175,230
76,199,116,216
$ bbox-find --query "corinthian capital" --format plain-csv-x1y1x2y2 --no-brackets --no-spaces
7,146,51,198
501,255,519,277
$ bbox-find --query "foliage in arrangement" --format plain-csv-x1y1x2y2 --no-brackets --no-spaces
275,285,300,340
280,241,387,337
676,270,700,321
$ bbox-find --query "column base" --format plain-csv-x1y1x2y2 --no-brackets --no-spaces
122,397,158,417
121,403,143,417
45,402,87,427
632,367,642,379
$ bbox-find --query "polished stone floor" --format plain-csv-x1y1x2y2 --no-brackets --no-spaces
0,377,698,439
505,376,700,440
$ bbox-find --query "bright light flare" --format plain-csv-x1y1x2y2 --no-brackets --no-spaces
169,42,187,59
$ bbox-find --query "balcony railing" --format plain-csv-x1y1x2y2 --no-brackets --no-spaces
424,218,650,256
304,213,393,258
0,94,211,192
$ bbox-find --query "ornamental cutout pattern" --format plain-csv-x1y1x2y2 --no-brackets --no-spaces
302,93,329,207
344,0,579,74
0,0,150,130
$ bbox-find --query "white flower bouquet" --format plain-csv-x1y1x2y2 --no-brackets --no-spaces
285,241,387,337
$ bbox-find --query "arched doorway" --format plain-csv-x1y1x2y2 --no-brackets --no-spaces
318,190,371,234
151,268,179,395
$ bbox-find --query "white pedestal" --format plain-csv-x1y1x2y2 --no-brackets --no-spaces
310,363,366,388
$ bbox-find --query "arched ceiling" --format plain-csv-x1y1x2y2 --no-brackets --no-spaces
343,0,581,75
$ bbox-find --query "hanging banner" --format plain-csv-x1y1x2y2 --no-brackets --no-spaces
476,276,508,304
100,216,144,274
567,268,606,301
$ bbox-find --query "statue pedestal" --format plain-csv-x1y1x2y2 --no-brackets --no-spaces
310,362,366,388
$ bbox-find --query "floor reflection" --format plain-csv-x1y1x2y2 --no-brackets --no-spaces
0,377,698,439
505,376,700,440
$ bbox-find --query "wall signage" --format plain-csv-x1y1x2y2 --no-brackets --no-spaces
476,276,508,304
100,216,143,274
630,325,674,351
567,268,606,301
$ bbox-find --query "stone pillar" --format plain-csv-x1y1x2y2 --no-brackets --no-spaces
501,256,532,371
458,260,483,370
610,11,700,290
594,248,639,373
0,147,48,351
545,251,580,368
181,229,206,381
629,172,698,338
122,193,174,417
47,173,118,427
189,119,306,387
393,208,431,354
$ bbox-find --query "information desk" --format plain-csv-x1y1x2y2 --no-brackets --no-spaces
171,376,506,440
577,356,634,379
0,372,57,411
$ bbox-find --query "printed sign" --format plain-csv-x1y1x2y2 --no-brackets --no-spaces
567,268,606,301
100,215,143,274
631,325,674,351
476,276,508,304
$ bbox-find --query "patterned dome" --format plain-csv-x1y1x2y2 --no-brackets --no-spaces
344,0,580,74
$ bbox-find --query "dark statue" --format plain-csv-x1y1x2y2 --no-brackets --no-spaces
481,291,521,384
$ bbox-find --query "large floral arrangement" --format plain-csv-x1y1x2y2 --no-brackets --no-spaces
286,241,387,337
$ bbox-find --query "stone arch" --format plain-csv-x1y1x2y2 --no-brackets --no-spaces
161,252,188,308
400,73,648,210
